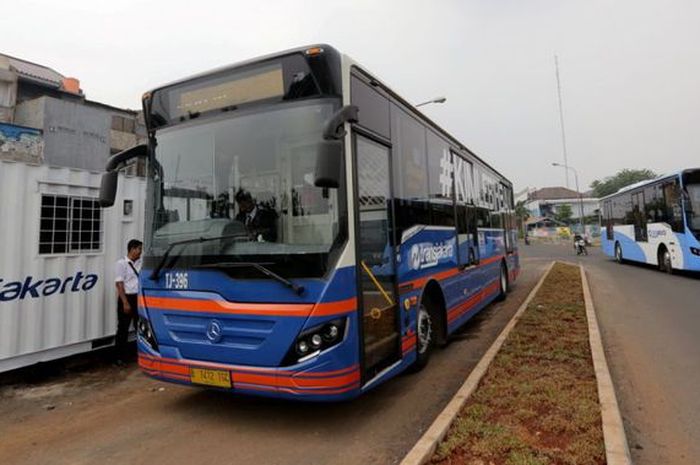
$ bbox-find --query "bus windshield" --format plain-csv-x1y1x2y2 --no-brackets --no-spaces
145,99,345,277
685,172,700,234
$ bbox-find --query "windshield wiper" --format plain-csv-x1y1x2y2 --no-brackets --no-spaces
149,234,242,281
195,262,305,296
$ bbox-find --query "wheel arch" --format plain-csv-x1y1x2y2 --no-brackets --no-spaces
419,279,448,346
657,242,671,270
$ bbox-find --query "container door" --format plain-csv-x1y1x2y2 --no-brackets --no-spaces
354,134,400,380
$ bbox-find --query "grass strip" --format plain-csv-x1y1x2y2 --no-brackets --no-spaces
431,262,605,465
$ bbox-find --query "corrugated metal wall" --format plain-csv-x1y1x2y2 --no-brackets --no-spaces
0,160,145,371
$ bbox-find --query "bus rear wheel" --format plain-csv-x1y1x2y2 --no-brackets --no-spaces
615,243,624,263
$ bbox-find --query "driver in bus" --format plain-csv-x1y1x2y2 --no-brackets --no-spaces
234,189,278,242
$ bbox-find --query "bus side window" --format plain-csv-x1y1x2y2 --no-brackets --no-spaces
457,204,478,265
604,200,613,240
476,208,490,228
662,180,685,233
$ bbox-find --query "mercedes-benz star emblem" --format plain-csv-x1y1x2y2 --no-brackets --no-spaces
206,320,223,343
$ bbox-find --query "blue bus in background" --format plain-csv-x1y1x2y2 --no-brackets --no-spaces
601,169,700,273
99,45,519,401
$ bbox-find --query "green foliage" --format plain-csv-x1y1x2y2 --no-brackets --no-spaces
590,168,657,198
555,204,573,224
515,200,530,221
515,200,530,231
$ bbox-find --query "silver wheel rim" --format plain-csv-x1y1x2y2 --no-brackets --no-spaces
616,245,622,262
500,267,507,293
417,306,432,355
664,251,671,271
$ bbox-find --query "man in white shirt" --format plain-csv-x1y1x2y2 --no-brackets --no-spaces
114,239,142,365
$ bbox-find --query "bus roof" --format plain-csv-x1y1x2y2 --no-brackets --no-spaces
344,55,511,186
600,168,700,200
144,43,512,188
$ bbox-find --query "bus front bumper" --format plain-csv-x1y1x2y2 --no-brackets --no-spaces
137,346,362,402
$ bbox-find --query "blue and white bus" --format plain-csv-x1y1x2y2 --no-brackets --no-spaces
99,45,519,401
601,169,700,272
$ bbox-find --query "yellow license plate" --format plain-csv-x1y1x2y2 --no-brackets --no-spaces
190,368,232,388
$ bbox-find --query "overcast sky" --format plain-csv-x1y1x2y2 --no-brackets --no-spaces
2,0,698,192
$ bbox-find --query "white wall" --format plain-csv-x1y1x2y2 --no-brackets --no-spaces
0,160,145,371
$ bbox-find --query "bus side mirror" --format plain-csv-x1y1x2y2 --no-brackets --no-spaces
99,144,148,208
314,140,342,189
99,170,119,207
322,105,358,140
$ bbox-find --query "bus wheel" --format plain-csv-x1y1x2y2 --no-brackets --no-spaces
412,301,434,371
615,243,624,263
659,247,673,274
496,263,508,301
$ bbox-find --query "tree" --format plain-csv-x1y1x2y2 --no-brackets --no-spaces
515,200,530,222
515,200,531,236
555,204,573,224
590,169,657,198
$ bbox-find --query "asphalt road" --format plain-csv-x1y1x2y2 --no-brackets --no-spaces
525,241,700,465
0,255,548,465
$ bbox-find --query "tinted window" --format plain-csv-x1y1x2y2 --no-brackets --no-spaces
426,130,452,200
392,107,428,200
476,208,490,228
431,201,455,227
351,76,390,138
394,199,431,243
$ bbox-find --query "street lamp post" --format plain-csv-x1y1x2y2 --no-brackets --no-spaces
415,96,446,108
552,162,585,234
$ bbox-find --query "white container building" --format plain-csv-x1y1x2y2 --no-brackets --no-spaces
0,159,145,372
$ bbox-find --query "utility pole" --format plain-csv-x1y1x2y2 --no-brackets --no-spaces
554,55,570,188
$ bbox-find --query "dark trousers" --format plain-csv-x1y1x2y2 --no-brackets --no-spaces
116,294,139,361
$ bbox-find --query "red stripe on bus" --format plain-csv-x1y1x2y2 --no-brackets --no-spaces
399,254,505,291
139,353,359,379
447,281,500,324
138,354,360,391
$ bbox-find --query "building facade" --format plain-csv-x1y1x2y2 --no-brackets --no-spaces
524,186,599,221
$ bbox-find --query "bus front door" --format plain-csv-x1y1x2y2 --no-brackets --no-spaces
354,134,401,381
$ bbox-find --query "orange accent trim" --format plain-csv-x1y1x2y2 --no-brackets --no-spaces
232,371,359,389
140,296,356,317
399,255,505,291
447,281,500,324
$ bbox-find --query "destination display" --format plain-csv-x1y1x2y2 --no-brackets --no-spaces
175,64,284,116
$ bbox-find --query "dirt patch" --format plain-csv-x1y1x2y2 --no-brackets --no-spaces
432,262,605,465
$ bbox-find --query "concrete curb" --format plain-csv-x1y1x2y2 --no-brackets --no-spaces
399,261,556,465
580,265,633,465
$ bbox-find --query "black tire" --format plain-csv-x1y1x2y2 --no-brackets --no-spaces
659,247,673,274
615,243,624,264
411,300,434,372
496,263,508,301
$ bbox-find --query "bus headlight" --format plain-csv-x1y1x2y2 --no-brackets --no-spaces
138,316,159,351
284,318,347,365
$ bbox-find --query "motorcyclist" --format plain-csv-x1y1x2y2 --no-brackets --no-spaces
573,233,587,255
